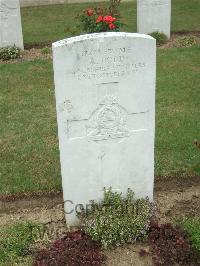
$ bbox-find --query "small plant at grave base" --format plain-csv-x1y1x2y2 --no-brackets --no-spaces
0,46,21,61
78,188,155,249
41,46,51,55
148,220,200,265
33,230,105,266
149,31,168,45
77,0,123,33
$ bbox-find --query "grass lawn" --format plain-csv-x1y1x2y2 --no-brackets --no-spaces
0,60,60,194
155,46,200,177
179,218,200,252
0,222,35,265
0,46,199,195
21,0,200,45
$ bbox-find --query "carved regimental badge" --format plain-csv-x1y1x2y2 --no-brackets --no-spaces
0,3,17,20
86,95,129,141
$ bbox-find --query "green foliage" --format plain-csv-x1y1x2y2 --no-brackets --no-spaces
78,188,154,249
41,47,51,55
77,10,97,33
77,8,123,33
77,0,123,33
177,36,197,47
150,31,168,45
0,222,37,264
179,218,200,251
0,46,21,61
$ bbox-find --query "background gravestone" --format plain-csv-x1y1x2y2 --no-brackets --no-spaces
0,0,24,49
137,0,171,38
52,32,156,226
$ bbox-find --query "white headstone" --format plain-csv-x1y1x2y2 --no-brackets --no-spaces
52,32,156,226
0,0,24,49
137,0,171,38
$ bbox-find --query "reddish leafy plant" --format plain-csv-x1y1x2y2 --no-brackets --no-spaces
148,220,200,265
33,230,105,266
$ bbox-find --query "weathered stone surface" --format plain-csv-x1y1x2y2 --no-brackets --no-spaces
52,32,156,226
0,0,24,49
137,0,171,38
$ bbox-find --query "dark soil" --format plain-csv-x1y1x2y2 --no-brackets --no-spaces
154,175,200,222
171,31,200,36
154,175,200,192
0,175,199,221
170,195,200,219
24,41,52,50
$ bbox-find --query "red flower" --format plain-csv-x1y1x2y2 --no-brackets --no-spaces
86,8,94,16
109,23,116,29
96,15,103,23
103,16,116,24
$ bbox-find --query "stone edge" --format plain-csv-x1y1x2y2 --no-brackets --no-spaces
52,32,155,48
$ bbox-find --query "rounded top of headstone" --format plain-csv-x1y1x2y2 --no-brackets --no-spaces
52,32,155,48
